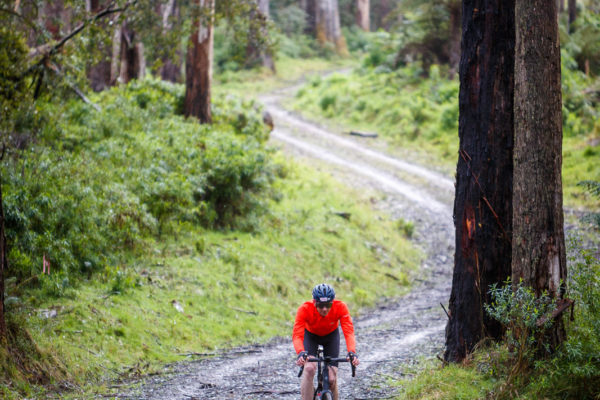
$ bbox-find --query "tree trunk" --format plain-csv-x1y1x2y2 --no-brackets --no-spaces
445,0,515,363
246,0,276,72
356,0,369,31
117,22,146,84
184,0,214,124
159,0,182,82
301,0,317,35
87,0,113,91
513,0,566,350
447,0,462,79
0,176,8,342
568,0,577,30
315,0,348,54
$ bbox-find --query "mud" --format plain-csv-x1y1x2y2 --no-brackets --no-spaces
117,82,456,399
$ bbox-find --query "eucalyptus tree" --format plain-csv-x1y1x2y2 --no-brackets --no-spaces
444,0,515,362
356,0,369,31
512,0,567,351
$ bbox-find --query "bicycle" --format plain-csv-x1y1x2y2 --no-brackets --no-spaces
298,345,356,400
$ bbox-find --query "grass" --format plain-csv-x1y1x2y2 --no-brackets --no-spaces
3,160,420,399
290,66,600,210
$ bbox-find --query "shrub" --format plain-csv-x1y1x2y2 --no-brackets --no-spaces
3,79,277,296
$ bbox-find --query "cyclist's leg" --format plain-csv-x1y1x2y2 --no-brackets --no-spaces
302,329,319,400
328,366,339,400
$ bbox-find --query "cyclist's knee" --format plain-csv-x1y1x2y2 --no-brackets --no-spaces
304,362,317,376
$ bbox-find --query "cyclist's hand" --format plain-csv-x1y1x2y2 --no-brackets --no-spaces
296,351,308,366
347,351,360,366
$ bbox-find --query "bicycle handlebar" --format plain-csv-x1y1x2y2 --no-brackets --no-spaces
297,356,356,378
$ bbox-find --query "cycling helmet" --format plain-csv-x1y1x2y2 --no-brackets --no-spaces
312,283,335,303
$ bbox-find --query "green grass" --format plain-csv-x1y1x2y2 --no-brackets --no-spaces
291,65,600,209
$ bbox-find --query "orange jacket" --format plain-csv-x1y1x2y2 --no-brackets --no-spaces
292,299,356,354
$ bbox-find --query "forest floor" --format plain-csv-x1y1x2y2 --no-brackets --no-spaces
115,77,457,399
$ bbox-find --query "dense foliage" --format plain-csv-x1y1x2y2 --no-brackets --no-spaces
3,79,275,294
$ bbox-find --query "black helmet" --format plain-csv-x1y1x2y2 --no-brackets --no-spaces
312,283,335,303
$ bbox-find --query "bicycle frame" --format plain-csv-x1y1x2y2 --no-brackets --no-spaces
298,345,356,400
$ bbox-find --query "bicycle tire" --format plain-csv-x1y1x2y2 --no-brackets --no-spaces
321,392,333,400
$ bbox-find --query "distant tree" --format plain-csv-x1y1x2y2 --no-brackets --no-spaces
569,0,577,28
246,0,276,71
113,19,146,84
158,0,182,82
444,0,515,362
184,0,215,123
393,0,461,76
356,0,369,31
315,0,348,54
513,0,567,351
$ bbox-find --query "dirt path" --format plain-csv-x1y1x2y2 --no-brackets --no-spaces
119,83,456,399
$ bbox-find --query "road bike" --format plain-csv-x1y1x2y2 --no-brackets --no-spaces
298,345,356,400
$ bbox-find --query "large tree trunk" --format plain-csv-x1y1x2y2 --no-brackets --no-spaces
513,0,566,350
356,0,369,31
184,0,214,124
315,0,348,54
445,0,515,362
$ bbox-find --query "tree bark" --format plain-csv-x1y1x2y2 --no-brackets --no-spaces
184,0,214,124
356,0,369,31
513,0,566,350
315,0,348,54
445,0,515,362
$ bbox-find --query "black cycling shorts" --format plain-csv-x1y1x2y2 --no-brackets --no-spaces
303,328,340,367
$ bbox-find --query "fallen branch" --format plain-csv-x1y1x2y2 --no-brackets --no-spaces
349,130,378,138
536,298,574,327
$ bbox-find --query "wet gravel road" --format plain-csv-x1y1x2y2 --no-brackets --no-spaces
119,83,456,400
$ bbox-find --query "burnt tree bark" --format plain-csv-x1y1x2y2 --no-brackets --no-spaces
513,0,566,350
356,0,369,31
445,0,515,362
184,0,214,124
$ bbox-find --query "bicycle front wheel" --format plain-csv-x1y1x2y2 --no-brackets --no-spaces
321,392,333,400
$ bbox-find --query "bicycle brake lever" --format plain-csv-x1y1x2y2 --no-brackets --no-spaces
298,366,304,377
351,364,356,377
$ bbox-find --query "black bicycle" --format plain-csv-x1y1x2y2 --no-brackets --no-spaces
298,345,356,400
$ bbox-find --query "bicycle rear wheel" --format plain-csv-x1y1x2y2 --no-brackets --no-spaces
321,392,333,400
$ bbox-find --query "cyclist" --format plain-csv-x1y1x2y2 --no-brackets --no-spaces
293,283,360,400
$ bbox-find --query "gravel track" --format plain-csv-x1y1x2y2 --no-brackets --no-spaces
118,83,456,400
